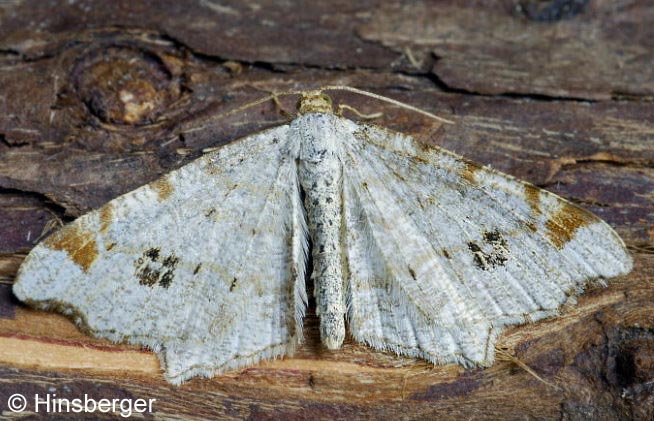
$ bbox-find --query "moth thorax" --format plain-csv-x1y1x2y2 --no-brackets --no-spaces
297,92,333,114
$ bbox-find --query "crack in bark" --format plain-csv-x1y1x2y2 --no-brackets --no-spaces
542,156,654,185
0,133,30,148
4,24,651,105
0,48,21,57
0,187,69,222
627,244,654,255
425,67,600,104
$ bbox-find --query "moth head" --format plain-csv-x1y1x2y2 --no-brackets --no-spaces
297,91,333,114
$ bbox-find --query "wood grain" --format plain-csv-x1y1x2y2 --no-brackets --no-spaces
1,0,653,419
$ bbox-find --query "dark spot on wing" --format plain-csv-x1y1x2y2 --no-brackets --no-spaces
467,242,482,253
441,249,451,259
145,247,160,261
159,271,174,288
467,242,484,269
135,249,179,288
408,266,417,280
138,265,160,287
412,156,429,165
205,208,216,217
526,221,537,232
230,277,238,292
483,230,503,244
468,230,510,270
193,264,202,275
416,141,430,153
224,184,239,197
105,242,116,251
162,254,179,269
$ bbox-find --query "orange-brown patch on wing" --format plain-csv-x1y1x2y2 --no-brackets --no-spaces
523,184,542,232
545,203,596,249
524,183,541,215
44,226,98,272
150,176,174,201
461,161,482,185
98,204,113,233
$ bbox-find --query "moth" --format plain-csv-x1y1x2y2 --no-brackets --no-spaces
13,87,632,384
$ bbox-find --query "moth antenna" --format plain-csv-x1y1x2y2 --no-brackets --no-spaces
495,347,560,390
181,85,453,135
320,85,455,124
247,85,296,118
403,46,423,70
179,89,305,135
336,104,383,120
34,213,64,244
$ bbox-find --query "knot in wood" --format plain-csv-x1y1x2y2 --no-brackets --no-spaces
72,46,181,125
